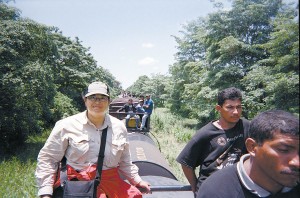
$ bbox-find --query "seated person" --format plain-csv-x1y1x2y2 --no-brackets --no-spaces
139,95,145,102
140,94,154,130
135,100,145,125
117,98,139,128
136,100,145,113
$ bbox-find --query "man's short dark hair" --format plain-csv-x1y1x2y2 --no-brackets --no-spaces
217,87,242,106
249,110,299,145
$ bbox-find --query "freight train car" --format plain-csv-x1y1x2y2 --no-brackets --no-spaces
109,97,193,197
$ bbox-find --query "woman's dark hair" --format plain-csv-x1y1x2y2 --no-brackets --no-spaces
249,110,299,145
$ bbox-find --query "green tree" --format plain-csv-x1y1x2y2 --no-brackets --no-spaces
126,74,171,107
242,5,299,117
126,75,150,97
0,2,122,154
0,4,57,153
168,0,299,124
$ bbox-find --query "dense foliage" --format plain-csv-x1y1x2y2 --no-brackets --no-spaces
126,74,171,107
1,0,299,154
0,2,122,154
128,0,299,125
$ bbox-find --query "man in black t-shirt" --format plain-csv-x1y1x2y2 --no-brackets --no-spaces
117,98,139,128
197,110,299,198
176,87,250,196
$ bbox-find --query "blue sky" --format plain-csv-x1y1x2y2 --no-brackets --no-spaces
8,0,228,89
8,0,296,89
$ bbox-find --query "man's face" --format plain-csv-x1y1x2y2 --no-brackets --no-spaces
217,99,242,124
254,132,299,189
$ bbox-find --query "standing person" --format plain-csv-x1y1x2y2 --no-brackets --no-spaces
140,94,154,131
117,98,140,129
35,81,150,198
176,87,250,196
197,110,299,198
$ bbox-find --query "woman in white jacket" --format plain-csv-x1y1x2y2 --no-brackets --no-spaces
35,81,150,198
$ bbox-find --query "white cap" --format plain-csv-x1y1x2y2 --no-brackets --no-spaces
85,82,109,97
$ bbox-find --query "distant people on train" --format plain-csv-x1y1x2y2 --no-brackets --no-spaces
136,100,145,114
176,87,250,197
135,100,145,126
139,95,145,102
117,98,140,128
140,94,154,131
121,90,126,98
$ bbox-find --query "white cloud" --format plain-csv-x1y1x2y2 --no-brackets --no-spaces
152,66,159,71
142,43,154,48
138,57,157,65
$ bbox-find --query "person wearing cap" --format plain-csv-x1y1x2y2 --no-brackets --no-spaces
139,95,145,102
135,99,145,125
136,100,145,114
140,94,154,131
35,81,151,198
117,98,140,129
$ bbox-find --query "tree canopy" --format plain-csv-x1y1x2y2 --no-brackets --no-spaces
166,0,299,124
1,0,299,154
128,0,299,125
0,2,122,154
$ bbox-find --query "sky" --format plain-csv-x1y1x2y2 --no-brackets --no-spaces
7,0,229,89
7,0,296,89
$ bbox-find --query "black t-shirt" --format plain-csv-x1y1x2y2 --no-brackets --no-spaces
128,104,134,112
119,104,136,113
176,118,250,186
197,164,300,198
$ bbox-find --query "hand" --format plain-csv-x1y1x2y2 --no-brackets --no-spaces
136,180,151,194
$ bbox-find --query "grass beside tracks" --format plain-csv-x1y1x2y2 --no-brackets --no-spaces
0,108,197,197
149,108,197,183
0,130,51,197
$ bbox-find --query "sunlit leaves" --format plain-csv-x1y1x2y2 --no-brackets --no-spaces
168,0,299,123
0,2,122,154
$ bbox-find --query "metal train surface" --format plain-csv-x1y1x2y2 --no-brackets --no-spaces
109,97,193,197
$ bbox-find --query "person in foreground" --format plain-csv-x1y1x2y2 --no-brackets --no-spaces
197,109,299,198
176,87,250,196
35,81,151,198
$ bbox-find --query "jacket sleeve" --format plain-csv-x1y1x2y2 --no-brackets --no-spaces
117,142,142,185
35,121,68,196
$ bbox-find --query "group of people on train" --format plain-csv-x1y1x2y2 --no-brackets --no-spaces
35,82,299,198
117,94,154,131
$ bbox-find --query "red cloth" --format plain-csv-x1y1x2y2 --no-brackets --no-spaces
54,165,142,198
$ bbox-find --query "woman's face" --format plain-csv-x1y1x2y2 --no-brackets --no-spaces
85,94,109,116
